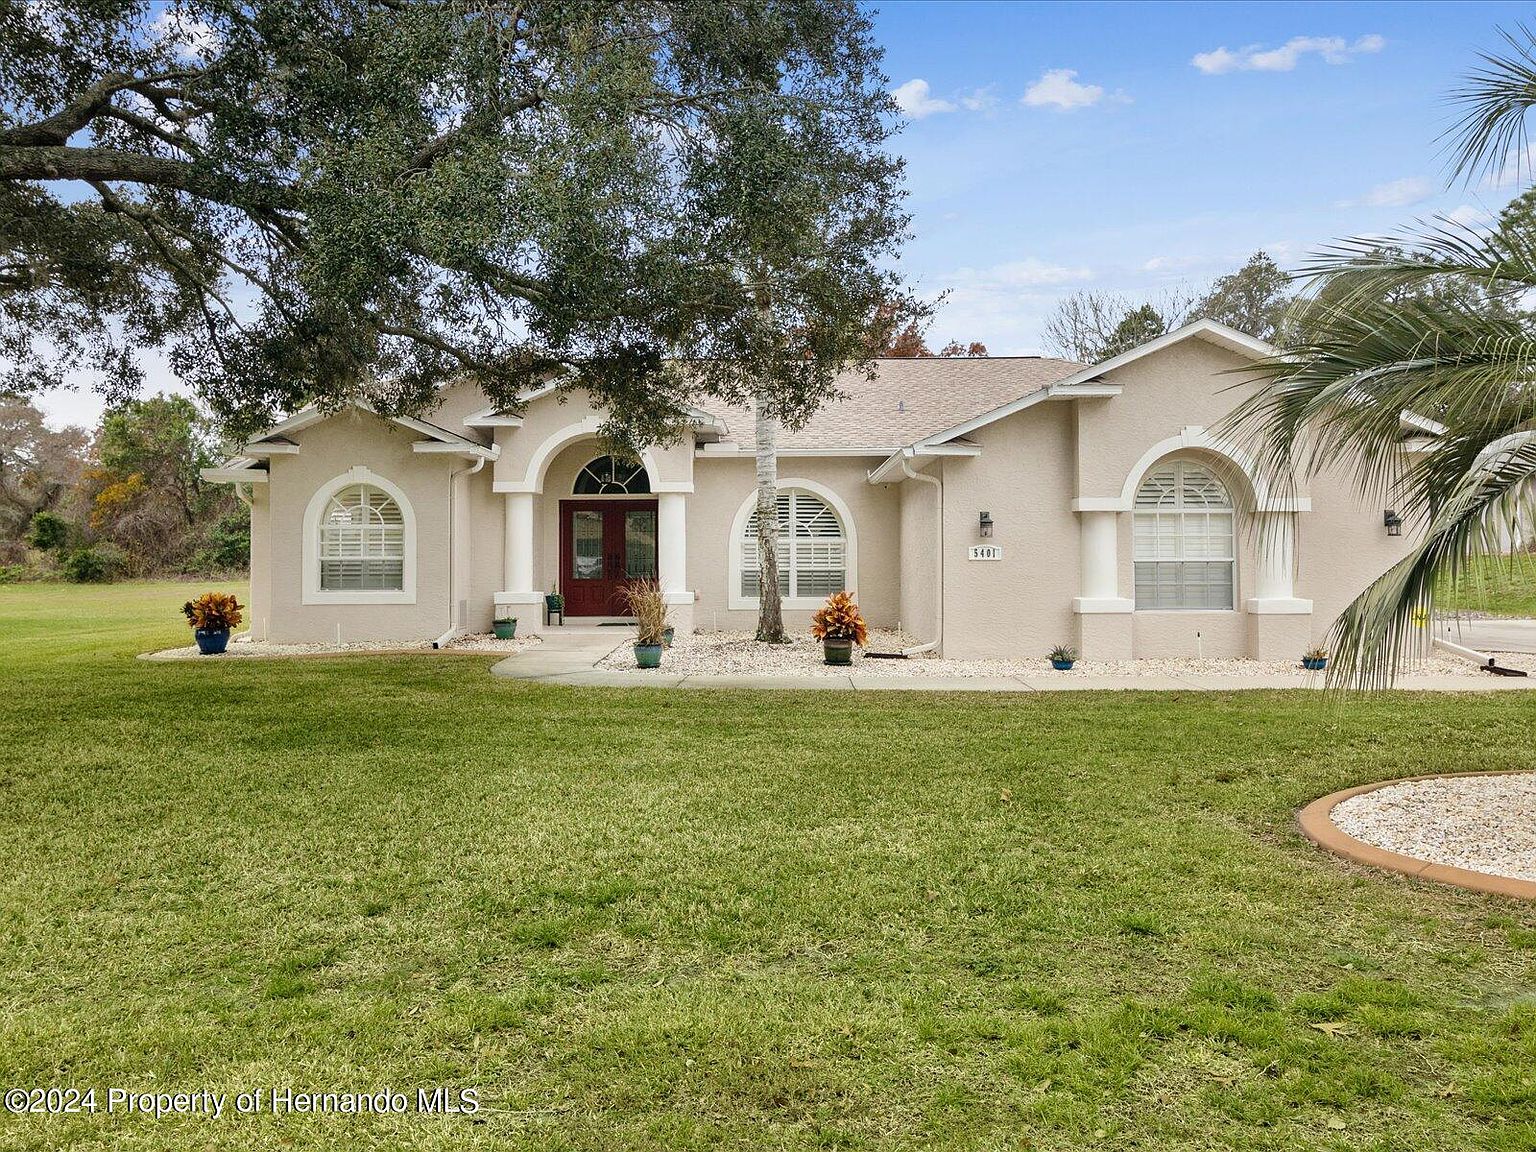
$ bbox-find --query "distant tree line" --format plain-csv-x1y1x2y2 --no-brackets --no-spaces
1042,212,1536,364
0,395,245,582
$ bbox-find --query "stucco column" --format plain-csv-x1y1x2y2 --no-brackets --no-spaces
1245,510,1312,660
503,491,534,594
1247,512,1310,613
658,493,687,595
657,491,695,634
495,491,543,629
1072,506,1133,661
1073,510,1132,613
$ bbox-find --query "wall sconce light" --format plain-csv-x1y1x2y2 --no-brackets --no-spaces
1383,509,1403,537
979,511,994,539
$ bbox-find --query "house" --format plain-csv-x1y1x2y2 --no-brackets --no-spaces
202,320,1421,660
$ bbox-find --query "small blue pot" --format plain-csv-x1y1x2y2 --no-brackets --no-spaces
634,643,663,669
1051,659,1075,671
194,628,230,655
1302,657,1327,671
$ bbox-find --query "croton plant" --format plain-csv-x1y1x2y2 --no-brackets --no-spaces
183,592,244,632
811,591,867,646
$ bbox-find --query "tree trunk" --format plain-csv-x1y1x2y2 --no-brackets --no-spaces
754,391,785,643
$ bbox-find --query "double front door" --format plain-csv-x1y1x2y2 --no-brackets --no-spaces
559,500,659,616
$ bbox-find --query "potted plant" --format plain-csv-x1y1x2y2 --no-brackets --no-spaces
811,591,867,666
621,579,669,668
493,614,518,640
182,591,243,655
545,586,564,615
1301,645,1328,672
1047,644,1077,671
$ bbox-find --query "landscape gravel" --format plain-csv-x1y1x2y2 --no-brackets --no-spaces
147,632,542,660
595,629,1531,679
1330,774,1536,882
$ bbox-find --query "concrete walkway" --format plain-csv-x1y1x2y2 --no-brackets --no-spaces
492,631,1536,692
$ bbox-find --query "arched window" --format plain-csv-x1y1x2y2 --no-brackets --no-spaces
1133,459,1235,610
573,455,650,495
318,484,405,591
739,489,846,601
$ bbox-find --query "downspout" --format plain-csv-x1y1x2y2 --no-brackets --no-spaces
900,454,943,656
434,456,488,649
232,482,255,641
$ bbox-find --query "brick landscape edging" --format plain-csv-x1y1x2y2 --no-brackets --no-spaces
1298,771,1536,900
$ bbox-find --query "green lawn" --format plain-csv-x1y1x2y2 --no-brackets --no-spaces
2,582,1535,1151
1441,552,1536,618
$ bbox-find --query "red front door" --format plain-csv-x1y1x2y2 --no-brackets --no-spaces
559,500,659,616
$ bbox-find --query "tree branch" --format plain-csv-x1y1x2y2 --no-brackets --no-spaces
0,68,205,147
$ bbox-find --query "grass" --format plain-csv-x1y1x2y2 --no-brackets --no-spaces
1440,552,1536,618
1,581,1535,1150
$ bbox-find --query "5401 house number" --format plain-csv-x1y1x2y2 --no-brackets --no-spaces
967,545,1003,561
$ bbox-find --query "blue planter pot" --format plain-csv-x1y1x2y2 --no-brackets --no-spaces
1051,659,1075,671
194,628,230,655
1302,657,1327,671
493,618,517,640
634,643,663,669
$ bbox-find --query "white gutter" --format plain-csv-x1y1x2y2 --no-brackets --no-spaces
900,454,943,656
433,455,488,649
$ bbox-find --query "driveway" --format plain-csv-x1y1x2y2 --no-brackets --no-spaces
1442,616,1536,654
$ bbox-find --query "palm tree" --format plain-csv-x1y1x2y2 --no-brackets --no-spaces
1225,25,1536,687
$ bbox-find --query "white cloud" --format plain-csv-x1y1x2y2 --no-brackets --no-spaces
960,86,999,112
151,6,222,58
1483,143,1536,190
1021,69,1106,111
1446,203,1492,227
1192,34,1384,75
891,78,956,119
1338,176,1434,209
944,258,1093,289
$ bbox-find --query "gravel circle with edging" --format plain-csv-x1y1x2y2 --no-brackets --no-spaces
1330,774,1536,882
1299,772,1536,899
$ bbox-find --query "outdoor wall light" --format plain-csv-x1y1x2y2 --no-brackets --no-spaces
979,511,994,538
1384,509,1403,537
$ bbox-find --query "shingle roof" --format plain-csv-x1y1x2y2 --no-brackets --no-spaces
696,356,1087,451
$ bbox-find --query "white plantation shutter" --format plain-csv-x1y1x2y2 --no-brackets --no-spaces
318,484,405,591
740,490,847,600
1133,461,1234,610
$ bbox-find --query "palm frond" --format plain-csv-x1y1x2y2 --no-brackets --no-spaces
1221,232,1536,687
1445,24,1536,187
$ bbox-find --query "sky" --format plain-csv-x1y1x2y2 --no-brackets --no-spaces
872,0,1529,353
28,0,1536,429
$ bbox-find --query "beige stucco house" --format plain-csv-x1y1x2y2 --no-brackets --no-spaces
203,320,1423,660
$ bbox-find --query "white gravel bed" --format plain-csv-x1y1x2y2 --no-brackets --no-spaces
147,631,542,660
595,630,1519,679
1331,774,1536,882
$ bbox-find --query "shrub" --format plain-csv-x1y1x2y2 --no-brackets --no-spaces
619,579,668,646
1047,644,1078,663
62,547,117,583
25,510,70,553
190,510,251,573
811,591,867,646
182,591,244,632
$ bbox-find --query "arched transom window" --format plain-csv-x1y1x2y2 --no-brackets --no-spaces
1133,460,1235,610
740,489,846,601
573,455,650,495
318,484,405,591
